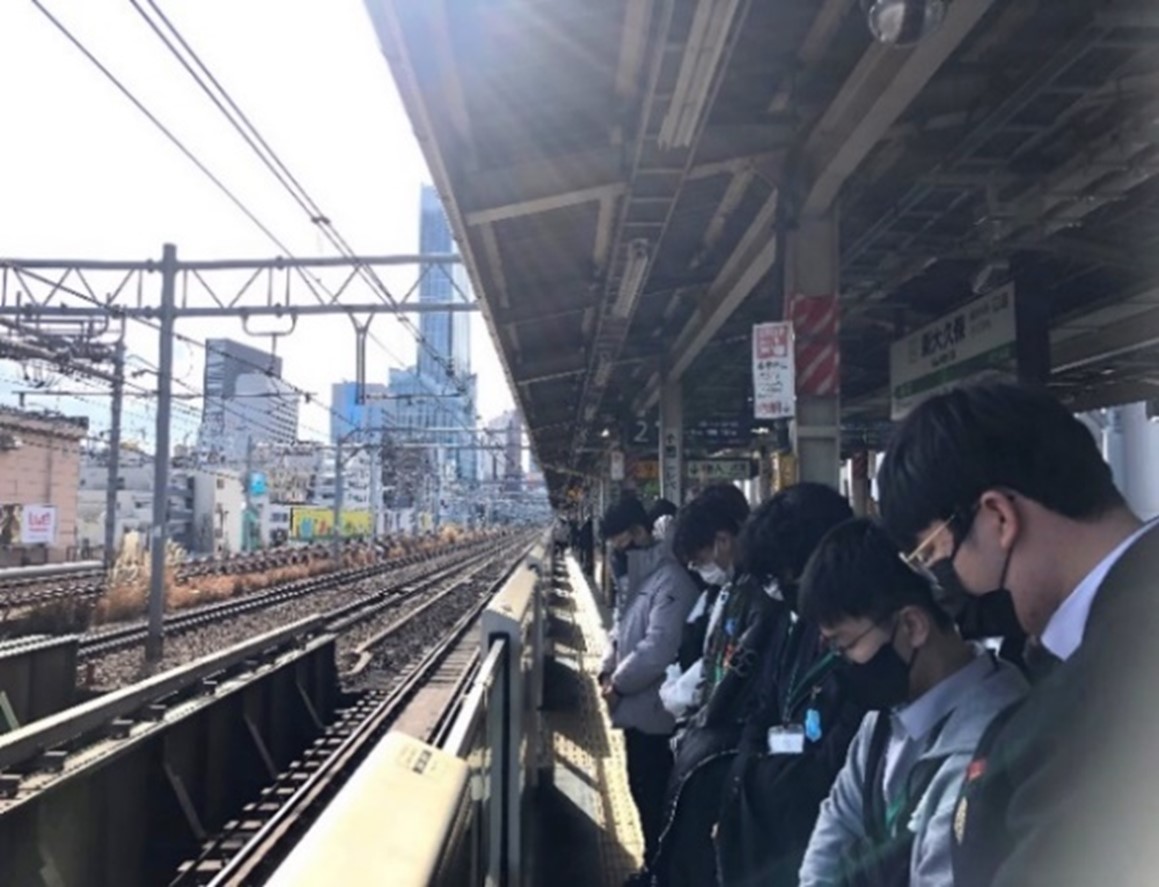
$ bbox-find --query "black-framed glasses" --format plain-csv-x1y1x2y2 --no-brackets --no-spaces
826,616,896,662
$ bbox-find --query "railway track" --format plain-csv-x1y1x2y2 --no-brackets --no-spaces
0,544,389,610
170,536,531,886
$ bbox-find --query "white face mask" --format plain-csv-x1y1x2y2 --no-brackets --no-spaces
694,562,730,588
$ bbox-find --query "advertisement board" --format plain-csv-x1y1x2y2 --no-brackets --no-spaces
21,505,56,545
753,322,796,420
290,507,373,540
890,285,1017,419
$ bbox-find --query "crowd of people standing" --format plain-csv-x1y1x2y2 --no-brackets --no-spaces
587,380,1158,887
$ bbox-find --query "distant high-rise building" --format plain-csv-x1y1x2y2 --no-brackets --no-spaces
198,338,292,459
218,373,299,459
385,186,478,506
418,185,471,382
330,381,389,444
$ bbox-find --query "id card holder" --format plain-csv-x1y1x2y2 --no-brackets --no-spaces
767,725,806,755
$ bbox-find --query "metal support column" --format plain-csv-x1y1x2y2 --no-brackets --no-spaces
660,377,684,505
332,440,344,563
1015,283,1051,387
784,213,841,489
146,244,178,666
104,337,125,567
370,435,381,546
243,435,255,553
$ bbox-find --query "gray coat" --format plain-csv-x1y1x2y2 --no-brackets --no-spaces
601,542,699,735
799,653,1028,886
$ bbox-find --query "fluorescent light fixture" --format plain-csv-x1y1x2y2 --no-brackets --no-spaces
594,353,614,387
657,0,741,150
612,239,651,319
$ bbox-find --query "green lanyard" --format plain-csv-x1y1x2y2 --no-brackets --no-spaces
781,646,840,723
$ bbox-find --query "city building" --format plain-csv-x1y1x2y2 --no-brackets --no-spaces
198,338,292,460
418,185,472,383
212,372,300,462
0,408,88,565
330,381,389,444
379,185,479,523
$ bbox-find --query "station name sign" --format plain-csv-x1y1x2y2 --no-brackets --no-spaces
890,285,1017,420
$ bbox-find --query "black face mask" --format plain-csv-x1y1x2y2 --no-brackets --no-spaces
838,625,914,711
931,546,1019,638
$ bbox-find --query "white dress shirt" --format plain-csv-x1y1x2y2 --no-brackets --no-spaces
1040,520,1157,661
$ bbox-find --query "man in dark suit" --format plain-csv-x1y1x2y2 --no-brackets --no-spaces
876,380,1157,886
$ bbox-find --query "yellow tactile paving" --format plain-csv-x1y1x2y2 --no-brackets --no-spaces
541,554,643,884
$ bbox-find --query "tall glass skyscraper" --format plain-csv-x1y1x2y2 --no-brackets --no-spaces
382,185,478,513
418,185,471,382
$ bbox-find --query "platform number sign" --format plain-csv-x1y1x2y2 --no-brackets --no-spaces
753,322,796,420
625,419,660,447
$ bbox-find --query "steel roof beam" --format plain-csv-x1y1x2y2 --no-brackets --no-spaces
461,147,777,228
802,0,1000,216
1060,378,1159,413
1052,301,1159,375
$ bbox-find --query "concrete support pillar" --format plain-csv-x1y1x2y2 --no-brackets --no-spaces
660,377,684,505
784,213,841,490
1120,403,1159,519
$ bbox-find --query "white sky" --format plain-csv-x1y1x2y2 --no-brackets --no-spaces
0,0,515,447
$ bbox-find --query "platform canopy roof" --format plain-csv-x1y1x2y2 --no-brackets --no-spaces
366,0,1159,501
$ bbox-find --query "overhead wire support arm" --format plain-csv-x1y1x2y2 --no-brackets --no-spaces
0,253,474,319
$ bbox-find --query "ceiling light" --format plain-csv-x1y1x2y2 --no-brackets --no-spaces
611,240,651,319
862,0,948,47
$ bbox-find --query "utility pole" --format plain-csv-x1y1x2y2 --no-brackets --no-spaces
370,432,381,548
243,434,255,553
104,337,125,568
332,438,344,563
146,244,177,667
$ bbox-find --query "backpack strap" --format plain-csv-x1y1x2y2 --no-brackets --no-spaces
862,713,895,844
863,712,953,843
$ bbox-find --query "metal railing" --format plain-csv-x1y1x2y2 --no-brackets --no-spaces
433,532,550,887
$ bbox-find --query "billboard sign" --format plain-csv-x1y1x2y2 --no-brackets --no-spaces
753,322,796,420
21,505,56,545
290,507,373,540
890,285,1017,419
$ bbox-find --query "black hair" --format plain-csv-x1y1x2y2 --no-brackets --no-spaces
734,482,852,585
601,496,649,540
879,379,1124,548
672,497,743,563
648,498,679,526
697,483,751,526
799,518,954,631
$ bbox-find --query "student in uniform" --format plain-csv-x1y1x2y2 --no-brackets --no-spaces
651,495,752,887
598,496,700,886
714,483,862,887
877,379,1159,886
797,519,1027,886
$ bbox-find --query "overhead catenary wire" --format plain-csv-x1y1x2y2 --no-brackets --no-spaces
128,0,473,403
32,0,483,441
26,0,485,458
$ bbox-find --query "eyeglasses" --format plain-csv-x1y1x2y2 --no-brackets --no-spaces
900,504,979,583
826,618,891,662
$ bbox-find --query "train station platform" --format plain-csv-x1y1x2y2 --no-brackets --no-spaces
535,555,643,886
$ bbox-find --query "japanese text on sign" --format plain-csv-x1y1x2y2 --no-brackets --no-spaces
753,322,796,420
